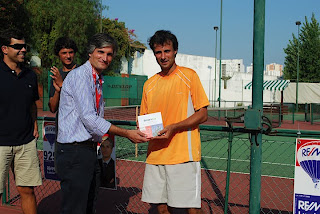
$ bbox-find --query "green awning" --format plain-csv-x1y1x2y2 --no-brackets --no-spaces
244,80,290,91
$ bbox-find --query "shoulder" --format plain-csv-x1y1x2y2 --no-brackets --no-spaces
143,73,161,90
65,61,91,80
176,66,197,76
22,66,37,79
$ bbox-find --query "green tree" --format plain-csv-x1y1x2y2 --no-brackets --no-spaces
0,0,30,36
25,0,101,70
101,18,146,75
283,13,320,82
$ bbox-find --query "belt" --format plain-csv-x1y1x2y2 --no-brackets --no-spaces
59,140,97,149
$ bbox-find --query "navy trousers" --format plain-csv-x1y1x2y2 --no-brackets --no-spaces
55,143,100,214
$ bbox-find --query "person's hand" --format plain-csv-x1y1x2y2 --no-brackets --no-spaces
52,80,61,92
50,66,63,89
152,124,177,141
33,129,39,139
126,129,149,143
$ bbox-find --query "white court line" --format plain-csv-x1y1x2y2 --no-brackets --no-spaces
202,156,294,167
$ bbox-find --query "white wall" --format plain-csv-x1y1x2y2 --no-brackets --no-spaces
123,50,279,107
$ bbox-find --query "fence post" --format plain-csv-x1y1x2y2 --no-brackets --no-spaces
249,0,265,213
311,103,314,125
224,128,233,213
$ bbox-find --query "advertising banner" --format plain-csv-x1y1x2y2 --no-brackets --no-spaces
43,121,60,181
97,134,117,190
294,138,320,214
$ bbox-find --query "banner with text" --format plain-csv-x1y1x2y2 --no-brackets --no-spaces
103,76,138,99
43,121,60,181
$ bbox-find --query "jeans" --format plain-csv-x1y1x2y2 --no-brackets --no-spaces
55,142,100,214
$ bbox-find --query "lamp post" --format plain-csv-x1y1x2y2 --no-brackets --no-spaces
218,0,223,109
100,0,102,32
208,66,212,106
214,26,219,107
217,0,223,121
295,21,301,113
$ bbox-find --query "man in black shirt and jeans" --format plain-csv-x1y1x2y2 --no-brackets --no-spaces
0,29,42,214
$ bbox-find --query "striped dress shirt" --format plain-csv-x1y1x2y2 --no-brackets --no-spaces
57,60,111,143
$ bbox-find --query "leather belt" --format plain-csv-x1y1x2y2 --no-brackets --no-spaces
68,140,97,149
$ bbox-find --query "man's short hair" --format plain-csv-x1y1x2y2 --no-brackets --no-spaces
86,33,118,56
54,37,78,56
101,137,114,148
148,30,178,52
0,29,25,58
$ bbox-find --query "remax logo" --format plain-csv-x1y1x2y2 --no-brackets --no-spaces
302,147,320,157
295,194,320,214
297,142,320,165
298,200,320,212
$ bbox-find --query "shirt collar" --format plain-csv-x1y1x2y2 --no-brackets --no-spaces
0,60,27,77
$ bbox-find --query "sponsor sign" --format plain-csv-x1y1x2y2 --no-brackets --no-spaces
103,76,138,99
43,121,60,181
294,138,320,214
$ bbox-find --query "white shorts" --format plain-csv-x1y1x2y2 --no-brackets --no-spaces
141,162,201,208
0,139,42,193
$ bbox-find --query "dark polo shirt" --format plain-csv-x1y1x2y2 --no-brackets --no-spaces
0,60,39,146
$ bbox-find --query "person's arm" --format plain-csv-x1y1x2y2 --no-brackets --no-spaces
69,65,149,144
31,102,39,138
48,66,63,113
108,124,148,143
152,107,208,140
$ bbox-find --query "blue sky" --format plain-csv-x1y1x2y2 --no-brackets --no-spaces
102,0,320,67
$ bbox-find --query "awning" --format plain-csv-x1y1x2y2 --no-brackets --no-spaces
244,80,290,91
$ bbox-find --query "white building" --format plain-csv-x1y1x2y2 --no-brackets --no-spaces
265,63,283,77
122,50,282,107
246,63,283,77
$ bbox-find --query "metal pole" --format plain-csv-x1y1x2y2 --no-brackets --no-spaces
224,128,233,213
214,26,219,108
218,0,223,109
249,0,265,213
209,66,211,106
217,0,223,120
295,21,301,113
100,0,103,33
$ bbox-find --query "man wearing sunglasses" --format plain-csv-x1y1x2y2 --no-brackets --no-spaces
0,29,42,214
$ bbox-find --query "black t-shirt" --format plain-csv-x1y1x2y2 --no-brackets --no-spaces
0,60,39,146
49,68,74,138
49,69,70,98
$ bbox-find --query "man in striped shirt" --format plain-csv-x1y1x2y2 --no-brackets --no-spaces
55,33,149,214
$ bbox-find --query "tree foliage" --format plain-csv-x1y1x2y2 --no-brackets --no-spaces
283,13,320,82
1,0,146,77
101,18,146,75
25,0,100,70
0,0,30,38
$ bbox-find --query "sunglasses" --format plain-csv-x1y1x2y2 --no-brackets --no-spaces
7,44,27,50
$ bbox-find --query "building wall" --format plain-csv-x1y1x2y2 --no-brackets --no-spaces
123,50,280,107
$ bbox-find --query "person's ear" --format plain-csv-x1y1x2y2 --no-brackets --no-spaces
1,46,8,55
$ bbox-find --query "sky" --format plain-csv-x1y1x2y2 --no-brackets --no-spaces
102,0,320,68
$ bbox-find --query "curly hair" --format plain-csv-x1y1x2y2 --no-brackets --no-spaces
54,37,78,56
148,30,178,52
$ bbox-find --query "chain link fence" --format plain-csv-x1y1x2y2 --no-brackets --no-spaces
2,118,300,214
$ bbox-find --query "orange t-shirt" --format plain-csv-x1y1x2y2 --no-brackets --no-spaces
140,66,209,165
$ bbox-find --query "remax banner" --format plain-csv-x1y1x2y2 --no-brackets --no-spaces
43,121,60,181
294,138,320,214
